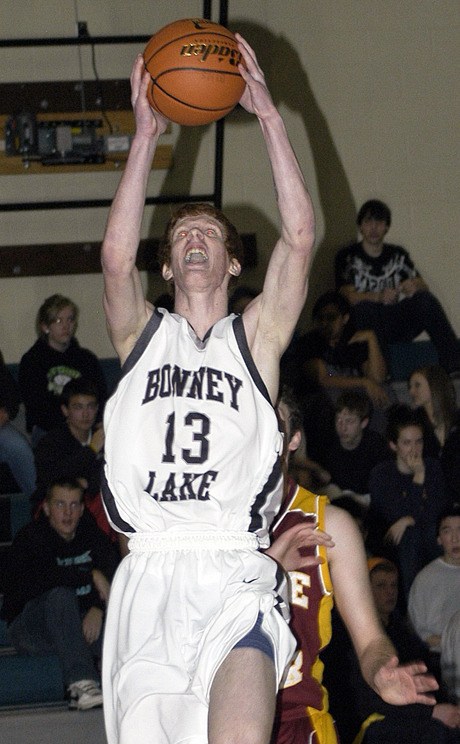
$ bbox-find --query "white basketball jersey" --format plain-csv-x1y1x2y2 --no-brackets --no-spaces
102,310,283,543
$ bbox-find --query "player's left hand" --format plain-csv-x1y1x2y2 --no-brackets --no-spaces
374,656,438,706
235,34,276,119
266,521,335,572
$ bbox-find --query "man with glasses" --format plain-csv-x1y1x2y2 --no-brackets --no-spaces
1,477,119,709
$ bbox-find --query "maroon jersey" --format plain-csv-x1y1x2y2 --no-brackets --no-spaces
271,481,337,743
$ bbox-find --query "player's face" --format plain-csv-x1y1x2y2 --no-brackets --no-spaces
437,516,460,565
392,425,424,470
409,372,431,409
62,394,98,437
164,215,240,286
359,215,389,248
44,486,84,541
370,570,398,618
335,408,365,449
42,305,77,352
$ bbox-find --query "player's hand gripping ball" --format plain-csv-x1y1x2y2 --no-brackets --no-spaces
143,18,245,126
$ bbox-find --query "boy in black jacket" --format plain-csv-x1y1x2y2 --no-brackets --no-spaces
1,478,119,710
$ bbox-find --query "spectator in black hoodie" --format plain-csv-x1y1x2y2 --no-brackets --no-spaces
18,294,107,446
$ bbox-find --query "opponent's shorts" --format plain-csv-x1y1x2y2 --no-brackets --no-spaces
273,709,339,744
103,531,295,744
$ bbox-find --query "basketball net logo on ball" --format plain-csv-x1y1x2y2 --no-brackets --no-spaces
143,18,245,126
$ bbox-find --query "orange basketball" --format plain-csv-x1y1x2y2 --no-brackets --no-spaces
143,18,245,126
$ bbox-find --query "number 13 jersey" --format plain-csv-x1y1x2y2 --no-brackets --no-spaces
102,310,284,543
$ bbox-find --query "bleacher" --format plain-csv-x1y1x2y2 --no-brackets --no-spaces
0,343,456,708
0,358,122,708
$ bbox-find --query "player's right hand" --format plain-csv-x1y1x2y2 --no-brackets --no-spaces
131,55,169,137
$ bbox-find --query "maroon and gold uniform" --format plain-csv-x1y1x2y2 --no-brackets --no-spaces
271,480,338,744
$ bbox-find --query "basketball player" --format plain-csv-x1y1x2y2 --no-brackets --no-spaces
101,36,314,744
267,390,439,744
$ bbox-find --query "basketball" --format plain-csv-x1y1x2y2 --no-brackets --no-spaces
143,18,245,126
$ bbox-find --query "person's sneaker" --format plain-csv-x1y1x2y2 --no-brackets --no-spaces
67,679,103,710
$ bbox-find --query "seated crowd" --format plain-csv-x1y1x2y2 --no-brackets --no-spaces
0,195,459,739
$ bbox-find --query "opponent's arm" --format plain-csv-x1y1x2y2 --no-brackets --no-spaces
327,505,438,705
101,55,168,363
235,35,314,398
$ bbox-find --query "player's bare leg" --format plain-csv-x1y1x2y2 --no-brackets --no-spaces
208,647,277,744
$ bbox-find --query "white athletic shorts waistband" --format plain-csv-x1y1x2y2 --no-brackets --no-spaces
128,531,261,553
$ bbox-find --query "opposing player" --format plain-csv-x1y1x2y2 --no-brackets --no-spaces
101,35,314,744
267,388,439,744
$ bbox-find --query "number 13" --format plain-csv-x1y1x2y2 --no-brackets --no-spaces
162,412,210,464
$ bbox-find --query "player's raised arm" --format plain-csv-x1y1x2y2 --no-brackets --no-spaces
101,55,168,363
236,34,315,359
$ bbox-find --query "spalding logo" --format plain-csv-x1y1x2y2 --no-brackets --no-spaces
180,44,242,65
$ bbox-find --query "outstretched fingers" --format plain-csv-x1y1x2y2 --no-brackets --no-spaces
235,33,259,72
375,657,438,706
409,662,440,700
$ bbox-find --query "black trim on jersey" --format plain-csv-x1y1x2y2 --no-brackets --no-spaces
120,309,164,380
248,456,283,532
100,467,135,533
232,315,271,404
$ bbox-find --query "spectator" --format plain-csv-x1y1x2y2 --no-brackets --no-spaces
31,377,126,554
291,291,394,455
0,350,36,499
335,199,460,376
19,294,107,446
366,405,447,605
32,377,104,510
295,291,389,406
409,365,458,453
0,478,119,710
321,390,391,507
408,505,460,655
324,557,460,743
409,365,460,503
